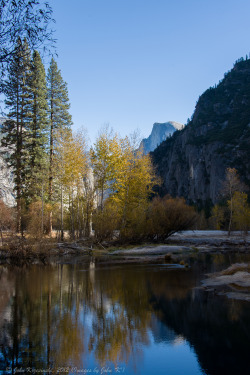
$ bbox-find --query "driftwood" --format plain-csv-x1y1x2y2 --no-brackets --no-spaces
57,242,93,254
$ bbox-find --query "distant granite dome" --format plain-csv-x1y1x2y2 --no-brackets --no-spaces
140,121,184,154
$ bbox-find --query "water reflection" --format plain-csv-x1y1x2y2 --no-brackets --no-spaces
0,255,249,375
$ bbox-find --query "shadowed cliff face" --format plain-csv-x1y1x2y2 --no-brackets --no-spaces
152,59,250,204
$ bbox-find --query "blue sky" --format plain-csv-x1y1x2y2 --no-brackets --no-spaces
52,0,250,143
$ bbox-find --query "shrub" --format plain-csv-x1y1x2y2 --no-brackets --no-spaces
146,195,197,241
26,200,51,238
0,199,14,245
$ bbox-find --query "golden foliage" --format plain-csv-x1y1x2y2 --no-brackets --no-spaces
111,138,157,221
92,200,121,241
91,128,159,240
230,191,250,233
222,167,248,234
90,126,124,210
54,128,89,189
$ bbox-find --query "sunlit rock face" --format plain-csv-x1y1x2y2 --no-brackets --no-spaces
140,121,184,154
0,155,15,207
0,118,15,207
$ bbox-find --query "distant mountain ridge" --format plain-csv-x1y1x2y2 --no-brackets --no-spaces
152,58,250,205
140,121,184,154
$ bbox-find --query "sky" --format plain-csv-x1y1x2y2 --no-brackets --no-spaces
51,0,250,143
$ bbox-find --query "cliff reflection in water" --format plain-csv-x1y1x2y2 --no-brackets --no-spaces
0,257,250,375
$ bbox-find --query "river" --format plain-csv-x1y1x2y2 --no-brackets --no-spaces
0,252,250,375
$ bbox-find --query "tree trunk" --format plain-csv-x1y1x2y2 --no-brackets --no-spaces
71,187,75,240
16,93,22,233
228,198,233,236
48,109,53,236
41,182,44,236
77,186,80,239
60,184,64,241
0,228,3,246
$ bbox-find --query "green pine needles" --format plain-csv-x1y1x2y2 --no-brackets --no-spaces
1,39,72,233
47,58,72,201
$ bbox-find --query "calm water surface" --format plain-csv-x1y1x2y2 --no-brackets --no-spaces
0,253,250,375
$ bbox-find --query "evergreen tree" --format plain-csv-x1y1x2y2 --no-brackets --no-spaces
1,38,32,232
26,50,49,201
47,58,72,233
0,0,54,80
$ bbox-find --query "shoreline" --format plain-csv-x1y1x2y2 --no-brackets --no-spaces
0,230,249,266
1,231,250,302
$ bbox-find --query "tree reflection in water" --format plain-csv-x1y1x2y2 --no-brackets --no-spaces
0,255,249,375
0,263,152,372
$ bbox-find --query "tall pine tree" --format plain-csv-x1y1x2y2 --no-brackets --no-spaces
1,38,32,232
47,58,72,233
25,50,49,201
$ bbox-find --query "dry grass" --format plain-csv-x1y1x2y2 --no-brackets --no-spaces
0,232,57,259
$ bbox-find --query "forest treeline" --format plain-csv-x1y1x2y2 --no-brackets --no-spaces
0,38,198,245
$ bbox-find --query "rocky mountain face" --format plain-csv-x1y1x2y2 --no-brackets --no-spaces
0,118,15,207
0,155,15,207
152,58,250,205
140,121,183,154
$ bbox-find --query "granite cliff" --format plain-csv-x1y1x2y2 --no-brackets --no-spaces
0,155,15,206
152,58,250,205
0,118,15,207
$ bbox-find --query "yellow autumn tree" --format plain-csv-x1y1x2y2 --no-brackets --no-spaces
54,128,89,240
91,129,158,241
90,126,122,211
222,168,247,234
111,136,157,238
230,191,250,233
